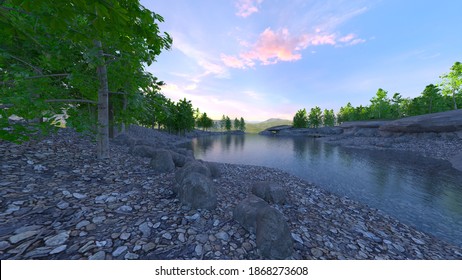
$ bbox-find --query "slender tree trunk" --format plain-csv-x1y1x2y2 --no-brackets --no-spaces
94,40,109,159
120,95,127,133
453,91,457,110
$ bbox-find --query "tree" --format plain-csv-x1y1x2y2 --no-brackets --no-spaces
175,98,195,135
293,109,308,128
220,115,227,131
439,61,462,110
370,88,390,119
308,106,322,128
0,0,172,158
197,112,213,131
234,118,240,130
337,102,355,123
239,117,246,131
323,109,335,127
225,116,232,131
421,84,441,114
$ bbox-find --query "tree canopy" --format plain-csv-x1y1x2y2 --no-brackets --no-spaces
1,0,172,158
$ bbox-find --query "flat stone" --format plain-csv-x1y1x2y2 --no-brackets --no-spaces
9,230,39,244
44,231,69,246
162,232,172,240
311,248,323,258
72,193,87,199
49,245,67,254
411,237,426,245
92,216,106,224
215,231,229,241
112,246,128,257
195,244,203,256
291,233,304,244
178,233,186,242
14,225,42,234
89,251,106,260
139,222,151,237
142,242,156,252
76,220,90,230
117,205,133,212
56,201,69,210
120,232,131,240
0,241,11,251
124,252,139,260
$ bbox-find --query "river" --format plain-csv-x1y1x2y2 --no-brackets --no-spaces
185,134,462,246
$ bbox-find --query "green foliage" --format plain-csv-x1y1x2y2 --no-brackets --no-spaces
234,118,240,130
308,106,322,128
0,0,172,145
293,109,308,128
220,115,226,131
196,112,213,131
323,109,335,127
239,117,246,131
225,116,232,131
440,61,462,110
370,88,390,119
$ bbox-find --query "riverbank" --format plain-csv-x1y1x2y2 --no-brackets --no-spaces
1,127,461,259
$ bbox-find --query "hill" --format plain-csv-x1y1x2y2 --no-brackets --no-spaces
246,118,292,134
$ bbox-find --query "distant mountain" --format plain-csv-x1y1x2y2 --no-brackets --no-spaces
246,118,292,134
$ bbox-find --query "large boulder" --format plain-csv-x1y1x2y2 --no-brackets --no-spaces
149,149,175,173
130,145,158,158
175,160,212,185
233,195,270,233
177,172,217,209
112,133,135,146
256,206,293,259
170,150,194,167
251,181,287,204
204,161,222,178
379,109,462,133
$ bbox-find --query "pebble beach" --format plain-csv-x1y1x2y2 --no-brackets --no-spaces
1,127,461,260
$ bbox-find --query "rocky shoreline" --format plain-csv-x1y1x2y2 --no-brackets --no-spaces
1,127,462,260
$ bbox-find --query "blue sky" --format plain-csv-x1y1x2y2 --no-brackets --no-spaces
141,0,462,122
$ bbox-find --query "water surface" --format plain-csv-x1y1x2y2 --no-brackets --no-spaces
188,134,462,246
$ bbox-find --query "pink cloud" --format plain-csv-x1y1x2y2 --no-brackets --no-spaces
221,54,248,69
339,33,366,46
235,0,263,18
222,28,365,69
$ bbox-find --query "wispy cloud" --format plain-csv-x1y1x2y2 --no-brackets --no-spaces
235,0,264,18
221,27,363,69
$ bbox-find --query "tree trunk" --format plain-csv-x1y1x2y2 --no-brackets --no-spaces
94,40,109,159
453,91,458,110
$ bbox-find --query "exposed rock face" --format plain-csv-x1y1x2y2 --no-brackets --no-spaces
379,109,462,133
233,195,269,233
177,172,217,209
256,206,293,259
149,150,175,173
251,181,287,204
260,126,343,136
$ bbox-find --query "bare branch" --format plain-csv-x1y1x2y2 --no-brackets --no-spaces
4,53,43,74
109,91,128,95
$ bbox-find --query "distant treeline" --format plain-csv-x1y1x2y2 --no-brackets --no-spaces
293,61,462,128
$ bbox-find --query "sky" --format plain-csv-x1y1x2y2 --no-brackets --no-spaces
141,0,462,122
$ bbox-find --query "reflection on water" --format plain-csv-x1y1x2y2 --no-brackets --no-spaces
188,134,462,246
